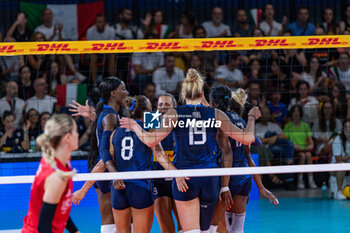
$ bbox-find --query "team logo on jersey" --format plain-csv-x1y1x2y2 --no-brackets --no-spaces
143,111,161,129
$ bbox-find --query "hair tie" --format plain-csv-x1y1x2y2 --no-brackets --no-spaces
129,99,136,111
224,96,230,100
100,98,104,102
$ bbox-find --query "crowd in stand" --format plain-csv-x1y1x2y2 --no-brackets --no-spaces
0,4,350,196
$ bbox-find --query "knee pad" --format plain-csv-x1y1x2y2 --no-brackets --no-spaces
184,230,201,233
101,224,116,233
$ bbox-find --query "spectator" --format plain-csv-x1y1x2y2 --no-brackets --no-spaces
18,66,35,101
143,10,171,39
288,80,319,125
39,112,51,133
34,8,64,41
0,81,25,129
190,53,206,78
246,81,266,108
333,53,350,92
284,105,316,189
267,89,288,126
232,9,253,37
26,108,41,140
0,47,23,81
255,106,294,187
319,8,339,35
313,101,342,157
0,111,29,153
87,14,115,83
143,82,157,110
214,52,245,89
153,53,185,96
77,115,93,151
202,7,232,38
288,7,315,36
47,61,67,96
260,4,286,36
332,119,350,200
280,48,307,75
27,32,51,73
267,59,291,104
245,59,264,86
25,77,57,115
132,32,164,94
6,12,32,42
339,5,350,34
331,82,350,121
168,11,196,38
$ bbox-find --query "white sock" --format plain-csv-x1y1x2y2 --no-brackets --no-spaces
231,212,246,233
101,224,117,233
178,231,184,233
308,176,314,183
209,225,218,233
131,223,134,233
201,230,209,233
184,230,201,233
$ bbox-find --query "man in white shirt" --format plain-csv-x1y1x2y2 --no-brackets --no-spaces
0,81,25,128
26,77,57,115
214,52,244,89
337,53,350,92
153,53,185,96
34,8,64,41
114,8,143,40
259,4,285,36
87,14,116,84
202,7,232,38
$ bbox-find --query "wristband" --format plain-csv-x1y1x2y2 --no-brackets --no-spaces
220,186,230,195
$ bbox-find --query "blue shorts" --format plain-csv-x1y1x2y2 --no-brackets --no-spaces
94,180,111,194
229,178,252,197
172,176,220,205
111,182,153,210
152,179,173,201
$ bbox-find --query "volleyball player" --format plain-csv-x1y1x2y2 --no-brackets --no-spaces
71,77,129,233
153,93,182,233
120,69,261,233
209,86,278,233
109,95,186,233
22,114,80,233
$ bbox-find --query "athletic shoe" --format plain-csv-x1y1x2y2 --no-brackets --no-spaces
309,180,317,189
297,182,305,189
335,191,347,200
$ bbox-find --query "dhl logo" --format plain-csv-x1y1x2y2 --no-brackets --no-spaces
31,43,75,52
143,42,182,50
304,37,347,45
153,151,174,162
253,39,290,47
90,43,127,51
0,45,17,53
198,40,238,48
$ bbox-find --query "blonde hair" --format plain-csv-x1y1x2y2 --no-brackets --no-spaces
181,68,204,102
36,114,77,179
231,88,248,107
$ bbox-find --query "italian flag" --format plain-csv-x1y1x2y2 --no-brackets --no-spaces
20,1,104,40
248,8,262,27
57,84,87,107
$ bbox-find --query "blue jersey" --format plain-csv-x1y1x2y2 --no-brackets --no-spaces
173,105,218,169
111,120,151,188
225,111,251,185
151,132,175,171
96,105,119,160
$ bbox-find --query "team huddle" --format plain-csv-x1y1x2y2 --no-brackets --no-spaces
21,69,278,233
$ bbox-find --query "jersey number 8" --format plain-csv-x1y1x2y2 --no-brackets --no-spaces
121,136,134,160
189,126,207,145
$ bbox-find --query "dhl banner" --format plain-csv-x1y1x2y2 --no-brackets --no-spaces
0,35,349,55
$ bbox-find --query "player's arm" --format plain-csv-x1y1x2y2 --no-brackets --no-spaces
101,113,118,173
215,107,261,145
244,147,279,206
69,100,95,121
38,173,68,233
120,108,177,148
151,143,189,192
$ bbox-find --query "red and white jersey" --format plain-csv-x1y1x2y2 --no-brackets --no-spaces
22,157,73,233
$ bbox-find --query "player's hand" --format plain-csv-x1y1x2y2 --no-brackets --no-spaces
113,180,125,190
260,187,279,206
248,106,261,120
69,100,94,120
120,117,137,131
176,177,189,192
72,189,87,205
220,190,233,210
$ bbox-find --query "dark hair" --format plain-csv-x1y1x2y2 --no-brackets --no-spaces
158,93,177,107
340,119,350,152
340,52,350,59
149,9,164,30
250,27,265,37
89,77,123,171
289,105,303,119
192,25,206,38
229,98,244,116
125,95,149,120
322,8,337,34
118,8,132,15
2,111,14,121
342,5,350,21
319,101,336,132
305,57,323,78
26,108,39,120
181,11,196,26
144,31,158,39
298,6,309,14
47,61,62,93
209,85,232,112
144,82,156,89
296,80,310,101
40,112,51,118
225,52,241,65
164,53,175,60
333,82,348,119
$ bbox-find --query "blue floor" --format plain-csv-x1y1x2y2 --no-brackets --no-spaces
1,181,349,232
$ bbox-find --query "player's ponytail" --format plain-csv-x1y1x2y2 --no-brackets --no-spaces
125,95,149,120
181,68,204,102
209,85,232,112
36,114,77,179
230,88,248,116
